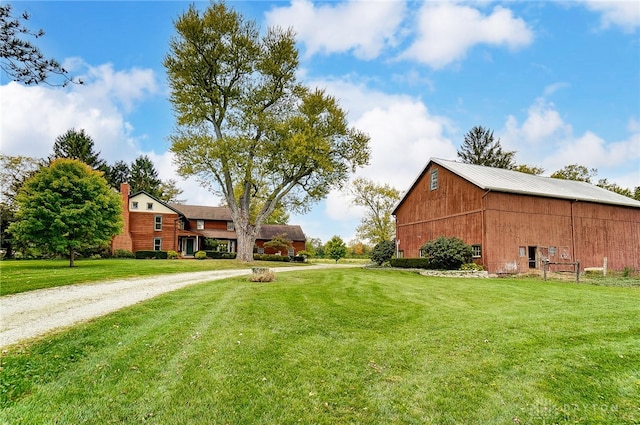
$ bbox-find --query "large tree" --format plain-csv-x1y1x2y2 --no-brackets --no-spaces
129,155,162,196
164,3,370,261
457,126,515,169
50,128,106,170
1,4,77,86
8,159,122,266
349,177,401,244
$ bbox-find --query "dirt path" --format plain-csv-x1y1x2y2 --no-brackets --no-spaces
0,264,358,349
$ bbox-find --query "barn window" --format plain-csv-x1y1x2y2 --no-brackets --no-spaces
472,245,482,258
549,246,557,256
519,246,526,257
153,237,162,251
154,215,162,231
430,169,438,191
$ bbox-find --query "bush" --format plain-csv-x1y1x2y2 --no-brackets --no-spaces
371,240,396,265
420,237,473,270
291,255,306,263
389,258,433,269
135,250,169,259
252,254,291,262
167,250,179,259
113,249,135,258
194,251,207,260
222,253,237,260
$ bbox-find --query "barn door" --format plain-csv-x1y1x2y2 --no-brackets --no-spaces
528,246,537,268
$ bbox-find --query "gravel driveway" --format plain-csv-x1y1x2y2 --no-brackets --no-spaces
1,264,357,349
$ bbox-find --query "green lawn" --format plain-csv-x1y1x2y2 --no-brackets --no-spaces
0,258,307,296
1,268,638,424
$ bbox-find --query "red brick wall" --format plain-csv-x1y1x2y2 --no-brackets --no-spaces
130,212,179,252
111,183,133,252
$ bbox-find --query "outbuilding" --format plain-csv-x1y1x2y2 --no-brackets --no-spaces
393,158,640,274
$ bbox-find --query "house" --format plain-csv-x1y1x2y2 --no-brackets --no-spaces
392,158,640,274
111,183,306,257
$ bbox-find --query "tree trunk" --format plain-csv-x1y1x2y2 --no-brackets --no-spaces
69,247,75,267
235,222,259,262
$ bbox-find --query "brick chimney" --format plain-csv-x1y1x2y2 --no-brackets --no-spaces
111,183,133,253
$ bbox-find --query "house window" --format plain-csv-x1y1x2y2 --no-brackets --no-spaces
288,248,295,257
430,169,438,191
154,215,162,231
227,221,235,231
472,244,482,258
178,220,184,230
147,202,153,210
153,237,162,251
197,220,204,230
258,247,265,254
132,201,138,210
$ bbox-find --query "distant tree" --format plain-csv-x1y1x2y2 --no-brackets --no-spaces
349,177,401,244
158,178,185,204
264,233,293,255
129,155,162,197
0,154,42,257
104,160,131,190
457,126,516,169
50,128,106,171
305,237,323,258
9,159,123,267
0,4,79,86
325,235,347,263
370,240,396,266
596,178,635,199
550,164,597,183
512,164,545,175
164,2,370,262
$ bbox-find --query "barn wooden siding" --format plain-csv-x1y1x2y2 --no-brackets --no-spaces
395,163,640,274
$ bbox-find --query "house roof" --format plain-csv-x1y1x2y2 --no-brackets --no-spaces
258,224,306,241
394,158,640,213
168,204,233,221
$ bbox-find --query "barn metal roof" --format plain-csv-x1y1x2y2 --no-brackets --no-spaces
398,158,640,209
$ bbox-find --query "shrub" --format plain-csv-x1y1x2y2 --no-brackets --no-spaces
389,258,432,269
420,237,473,270
248,269,276,282
135,250,169,259
460,262,484,271
167,250,179,259
291,255,306,263
371,240,396,265
252,254,290,262
113,249,135,258
222,253,237,260
194,251,207,260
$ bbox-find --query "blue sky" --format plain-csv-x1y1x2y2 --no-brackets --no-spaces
1,1,639,244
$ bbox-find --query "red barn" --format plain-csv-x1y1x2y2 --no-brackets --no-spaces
111,183,306,257
393,158,640,274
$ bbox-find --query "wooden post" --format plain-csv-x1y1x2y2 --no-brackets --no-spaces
576,260,580,283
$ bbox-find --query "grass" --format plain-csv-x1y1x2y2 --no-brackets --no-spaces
1,268,638,424
0,258,305,296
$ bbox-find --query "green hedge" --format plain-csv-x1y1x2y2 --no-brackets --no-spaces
253,254,291,262
389,258,433,269
204,251,237,260
135,250,168,259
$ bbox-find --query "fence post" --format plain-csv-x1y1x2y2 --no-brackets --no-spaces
576,260,580,283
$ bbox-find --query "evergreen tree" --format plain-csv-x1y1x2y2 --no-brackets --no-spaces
50,128,106,170
457,126,515,169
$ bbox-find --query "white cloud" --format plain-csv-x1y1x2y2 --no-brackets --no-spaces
581,0,640,32
0,62,158,163
400,3,534,69
265,0,406,59
501,98,640,188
